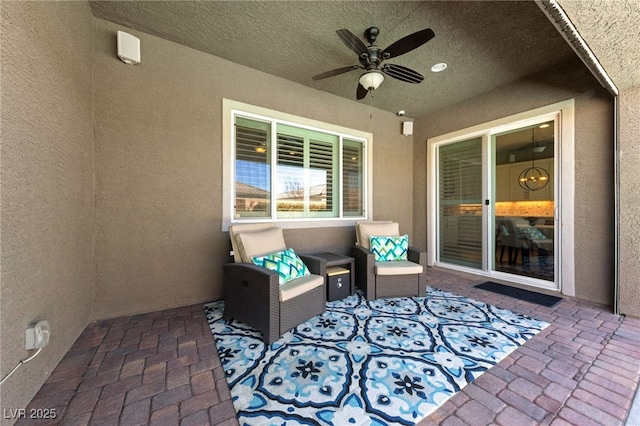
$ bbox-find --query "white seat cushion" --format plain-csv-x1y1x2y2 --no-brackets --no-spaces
236,227,286,263
279,273,324,302
375,260,423,276
229,223,276,263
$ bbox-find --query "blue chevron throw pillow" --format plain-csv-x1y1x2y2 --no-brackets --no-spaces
370,235,409,262
252,248,310,285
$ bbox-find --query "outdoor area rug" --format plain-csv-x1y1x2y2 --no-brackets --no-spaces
475,281,563,307
204,286,549,425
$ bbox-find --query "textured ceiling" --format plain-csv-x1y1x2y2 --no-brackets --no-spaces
557,0,640,92
89,1,579,118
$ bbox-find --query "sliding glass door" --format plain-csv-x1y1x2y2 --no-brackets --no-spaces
492,122,555,283
433,111,562,291
438,137,483,268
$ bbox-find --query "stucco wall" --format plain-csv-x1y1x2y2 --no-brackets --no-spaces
619,85,640,317
92,19,413,320
556,0,640,318
412,58,614,306
0,1,95,416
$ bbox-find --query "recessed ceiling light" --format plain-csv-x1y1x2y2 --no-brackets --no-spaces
539,123,550,128
431,63,447,73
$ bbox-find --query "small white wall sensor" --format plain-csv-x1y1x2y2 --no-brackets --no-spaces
402,121,413,136
117,31,141,65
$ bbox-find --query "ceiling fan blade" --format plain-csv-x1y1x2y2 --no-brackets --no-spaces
382,63,424,84
337,29,369,57
312,65,360,81
381,28,435,59
356,83,368,100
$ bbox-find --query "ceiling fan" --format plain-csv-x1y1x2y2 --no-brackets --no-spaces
312,26,435,100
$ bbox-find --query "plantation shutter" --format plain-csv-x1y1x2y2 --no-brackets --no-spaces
438,137,483,268
309,139,333,212
232,115,366,222
234,117,270,218
276,133,305,212
343,140,363,216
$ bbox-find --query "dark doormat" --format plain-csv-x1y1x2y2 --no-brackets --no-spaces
475,281,563,307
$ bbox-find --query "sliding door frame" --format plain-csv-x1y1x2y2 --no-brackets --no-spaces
427,100,575,296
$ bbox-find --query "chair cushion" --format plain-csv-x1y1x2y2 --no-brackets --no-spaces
229,223,276,263
375,260,423,276
279,273,324,302
237,227,286,262
357,222,399,249
251,248,310,285
370,234,409,261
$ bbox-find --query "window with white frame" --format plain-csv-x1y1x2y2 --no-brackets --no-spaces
223,100,371,229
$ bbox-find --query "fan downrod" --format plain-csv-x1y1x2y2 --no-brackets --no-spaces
364,27,379,44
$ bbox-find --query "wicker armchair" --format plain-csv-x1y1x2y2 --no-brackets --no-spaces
223,224,326,344
351,221,427,301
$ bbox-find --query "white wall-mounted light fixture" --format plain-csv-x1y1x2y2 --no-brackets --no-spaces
359,71,384,91
117,31,141,65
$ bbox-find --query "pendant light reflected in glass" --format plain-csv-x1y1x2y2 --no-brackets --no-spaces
518,128,549,191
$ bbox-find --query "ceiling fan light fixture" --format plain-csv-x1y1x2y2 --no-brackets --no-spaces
315,27,434,100
359,71,384,91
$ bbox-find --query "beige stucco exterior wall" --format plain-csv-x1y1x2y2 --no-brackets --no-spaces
412,58,614,306
0,1,95,416
554,0,640,318
619,85,640,317
92,19,413,320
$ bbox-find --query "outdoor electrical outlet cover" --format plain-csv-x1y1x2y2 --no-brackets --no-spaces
25,320,50,350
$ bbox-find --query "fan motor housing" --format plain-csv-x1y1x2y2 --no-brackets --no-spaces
360,46,382,68
364,26,380,44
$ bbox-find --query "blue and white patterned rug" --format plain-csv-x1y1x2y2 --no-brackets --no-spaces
204,286,548,425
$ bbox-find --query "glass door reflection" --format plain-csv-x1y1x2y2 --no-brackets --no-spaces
493,121,555,282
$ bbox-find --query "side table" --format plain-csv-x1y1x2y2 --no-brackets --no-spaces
312,252,355,300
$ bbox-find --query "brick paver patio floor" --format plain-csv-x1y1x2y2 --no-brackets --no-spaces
20,268,640,425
